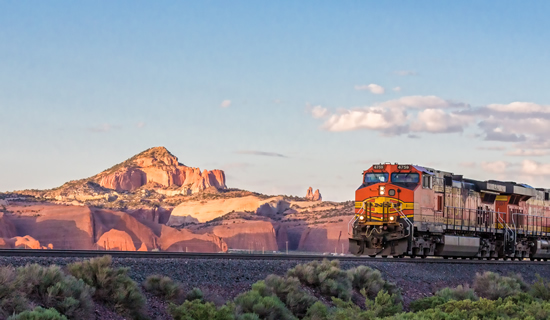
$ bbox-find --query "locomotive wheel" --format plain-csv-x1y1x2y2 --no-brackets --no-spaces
381,255,388,258
369,255,376,258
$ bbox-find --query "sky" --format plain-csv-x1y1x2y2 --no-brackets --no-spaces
1,1,550,201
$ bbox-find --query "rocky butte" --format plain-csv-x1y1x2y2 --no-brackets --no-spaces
305,187,322,201
2,147,353,253
95,147,226,194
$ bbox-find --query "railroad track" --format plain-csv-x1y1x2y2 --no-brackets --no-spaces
0,249,546,264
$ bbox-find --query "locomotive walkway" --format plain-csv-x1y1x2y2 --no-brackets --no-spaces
0,249,545,264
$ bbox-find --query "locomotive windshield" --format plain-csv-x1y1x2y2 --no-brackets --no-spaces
391,172,419,189
364,173,389,185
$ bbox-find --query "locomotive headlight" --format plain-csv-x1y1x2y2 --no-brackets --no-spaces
359,215,365,220
379,186,385,195
389,216,395,221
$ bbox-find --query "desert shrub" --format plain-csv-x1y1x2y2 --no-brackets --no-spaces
347,265,401,302
16,264,94,320
287,259,351,300
234,281,296,320
410,284,478,312
303,301,329,320
473,271,528,300
8,307,68,320
67,255,147,319
0,266,29,317
393,295,550,320
186,288,204,302
364,290,402,317
143,275,184,302
409,295,447,312
435,284,478,302
531,274,550,300
264,275,317,318
168,300,234,320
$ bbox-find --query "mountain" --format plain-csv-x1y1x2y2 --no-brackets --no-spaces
1,147,354,254
32,147,226,201
95,147,226,193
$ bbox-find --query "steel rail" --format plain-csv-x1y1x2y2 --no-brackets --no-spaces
0,249,547,265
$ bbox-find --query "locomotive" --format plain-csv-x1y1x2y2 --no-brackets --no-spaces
348,163,550,260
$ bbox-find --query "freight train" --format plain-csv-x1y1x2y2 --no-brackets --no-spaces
348,163,550,260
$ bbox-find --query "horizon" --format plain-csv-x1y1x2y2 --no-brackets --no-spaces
2,1,550,201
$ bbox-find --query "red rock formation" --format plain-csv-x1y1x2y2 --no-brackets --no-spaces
96,147,226,193
96,230,137,251
305,187,322,201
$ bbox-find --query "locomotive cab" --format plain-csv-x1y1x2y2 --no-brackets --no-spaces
350,164,420,257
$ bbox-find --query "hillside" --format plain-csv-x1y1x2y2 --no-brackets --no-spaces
1,147,354,253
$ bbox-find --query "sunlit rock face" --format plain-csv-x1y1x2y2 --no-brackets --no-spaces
96,147,226,193
305,187,322,201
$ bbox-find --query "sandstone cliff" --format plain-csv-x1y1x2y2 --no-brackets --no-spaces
96,147,226,194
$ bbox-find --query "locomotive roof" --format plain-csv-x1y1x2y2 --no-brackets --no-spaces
368,163,549,199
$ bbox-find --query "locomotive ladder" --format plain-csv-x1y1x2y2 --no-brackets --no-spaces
392,204,414,254
348,207,362,236
497,212,516,256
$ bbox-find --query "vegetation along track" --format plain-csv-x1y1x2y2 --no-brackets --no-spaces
0,249,547,264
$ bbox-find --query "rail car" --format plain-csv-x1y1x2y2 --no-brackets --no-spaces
348,163,550,260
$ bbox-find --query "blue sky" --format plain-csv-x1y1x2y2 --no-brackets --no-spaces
1,1,550,201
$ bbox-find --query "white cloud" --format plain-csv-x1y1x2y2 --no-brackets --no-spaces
481,161,510,174
318,95,470,134
410,109,472,133
136,122,146,128
487,102,550,114
393,87,402,92
521,160,550,175
220,100,231,108
310,105,328,119
394,70,417,76
506,149,550,157
323,107,408,133
354,84,385,94
378,95,467,109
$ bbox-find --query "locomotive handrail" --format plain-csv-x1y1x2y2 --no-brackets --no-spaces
348,216,358,236
348,205,363,236
392,204,413,238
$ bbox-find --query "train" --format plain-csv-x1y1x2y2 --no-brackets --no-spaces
348,163,550,260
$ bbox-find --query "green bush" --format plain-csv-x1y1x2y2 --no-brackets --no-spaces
531,274,550,300
168,300,234,320
287,259,351,300
347,265,401,302
234,281,296,320
8,307,68,320
435,284,478,302
143,275,184,302
186,287,204,302
410,284,478,312
364,290,403,317
392,295,550,320
0,266,29,317
15,264,94,320
67,255,147,319
264,275,317,318
473,271,528,300
303,301,329,320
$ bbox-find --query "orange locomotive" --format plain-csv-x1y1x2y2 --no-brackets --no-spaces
349,163,550,260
